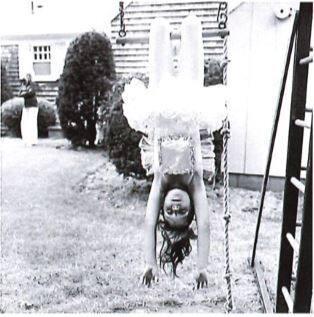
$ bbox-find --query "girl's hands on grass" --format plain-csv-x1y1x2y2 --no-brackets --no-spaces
142,266,159,287
194,269,208,289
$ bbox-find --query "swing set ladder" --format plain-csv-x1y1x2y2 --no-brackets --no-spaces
250,3,313,313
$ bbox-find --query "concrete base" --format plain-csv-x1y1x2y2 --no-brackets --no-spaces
48,125,64,139
230,173,285,192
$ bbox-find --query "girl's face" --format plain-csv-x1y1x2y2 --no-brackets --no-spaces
163,188,192,228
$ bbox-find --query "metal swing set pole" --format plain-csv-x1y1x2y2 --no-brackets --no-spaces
250,11,299,267
116,29,230,45
116,1,229,45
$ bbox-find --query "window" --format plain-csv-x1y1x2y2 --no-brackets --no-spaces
32,45,51,75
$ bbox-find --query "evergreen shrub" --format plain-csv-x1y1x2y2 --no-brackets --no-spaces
1,97,56,137
204,58,226,184
99,73,149,179
58,31,115,147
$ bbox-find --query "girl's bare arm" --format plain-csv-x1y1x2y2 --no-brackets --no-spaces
191,172,210,272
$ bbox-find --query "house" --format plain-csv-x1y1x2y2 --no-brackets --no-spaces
1,0,228,102
227,1,312,189
110,1,312,190
1,1,312,190
110,0,229,77
1,32,77,103
0,0,116,103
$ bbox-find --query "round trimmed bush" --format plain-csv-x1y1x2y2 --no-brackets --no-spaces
204,58,224,86
1,97,56,137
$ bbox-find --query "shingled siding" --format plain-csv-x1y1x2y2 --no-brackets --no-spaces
35,82,59,104
111,1,228,77
1,44,58,104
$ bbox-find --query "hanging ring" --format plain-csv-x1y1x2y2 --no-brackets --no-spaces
119,29,127,38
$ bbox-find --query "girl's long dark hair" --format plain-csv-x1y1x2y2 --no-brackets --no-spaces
158,190,197,277
158,220,197,277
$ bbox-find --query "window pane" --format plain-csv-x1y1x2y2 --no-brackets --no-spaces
32,45,52,62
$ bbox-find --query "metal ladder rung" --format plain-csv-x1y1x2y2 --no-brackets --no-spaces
295,119,311,129
301,166,307,171
290,177,305,193
296,221,302,227
305,108,313,113
299,55,313,65
286,233,300,251
282,287,294,313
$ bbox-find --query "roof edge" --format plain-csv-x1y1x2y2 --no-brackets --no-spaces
229,1,244,14
0,32,80,43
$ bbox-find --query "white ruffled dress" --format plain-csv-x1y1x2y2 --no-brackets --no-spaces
122,77,228,176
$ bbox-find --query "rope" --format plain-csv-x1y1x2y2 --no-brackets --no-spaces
222,119,233,313
220,4,233,309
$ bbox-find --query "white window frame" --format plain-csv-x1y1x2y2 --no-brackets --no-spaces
32,44,52,76
33,45,51,63
19,39,68,82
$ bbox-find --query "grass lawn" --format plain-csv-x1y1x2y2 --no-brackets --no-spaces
1,137,288,313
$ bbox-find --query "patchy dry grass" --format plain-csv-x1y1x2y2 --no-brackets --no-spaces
1,138,287,313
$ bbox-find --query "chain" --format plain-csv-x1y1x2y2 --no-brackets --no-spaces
119,1,126,38
217,2,228,29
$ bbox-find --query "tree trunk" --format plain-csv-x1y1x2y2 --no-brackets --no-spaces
87,118,96,148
